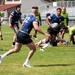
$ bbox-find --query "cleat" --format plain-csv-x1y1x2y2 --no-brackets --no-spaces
0,38,3,40
23,63,32,68
66,40,69,46
40,48,44,52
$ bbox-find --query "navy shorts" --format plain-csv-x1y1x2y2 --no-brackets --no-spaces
47,27,58,36
11,23,19,29
16,31,33,44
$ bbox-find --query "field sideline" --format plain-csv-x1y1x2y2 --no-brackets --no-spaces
0,25,75,75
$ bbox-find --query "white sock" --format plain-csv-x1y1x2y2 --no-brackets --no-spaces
38,40,42,45
24,59,29,64
1,53,7,59
42,44,49,49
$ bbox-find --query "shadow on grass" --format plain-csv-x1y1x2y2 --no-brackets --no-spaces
33,64,73,67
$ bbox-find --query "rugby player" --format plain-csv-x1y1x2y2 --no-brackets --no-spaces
9,5,22,47
46,8,64,46
0,7,50,68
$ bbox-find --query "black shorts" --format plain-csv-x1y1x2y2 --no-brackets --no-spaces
11,23,19,29
47,27,58,36
0,23,1,26
16,31,33,44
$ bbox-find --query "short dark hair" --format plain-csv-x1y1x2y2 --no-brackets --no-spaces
16,5,21,9
32,6,38,9
57,8,61,11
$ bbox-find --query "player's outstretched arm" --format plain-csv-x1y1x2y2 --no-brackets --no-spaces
33,22,50,37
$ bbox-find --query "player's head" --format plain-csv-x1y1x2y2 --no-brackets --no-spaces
62,6,66,13
56,8,61,16
16,5,21,12
31,6,38,16
46,13,51,18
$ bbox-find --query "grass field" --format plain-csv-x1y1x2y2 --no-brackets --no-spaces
0,25,75,75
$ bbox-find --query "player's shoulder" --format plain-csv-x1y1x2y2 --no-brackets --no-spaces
11,10,16,15
51,13,56,17
12,10,16,13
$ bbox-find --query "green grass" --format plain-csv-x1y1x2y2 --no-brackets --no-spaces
0,25,75,75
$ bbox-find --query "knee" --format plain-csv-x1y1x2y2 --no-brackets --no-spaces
33,47,36,52
13,48,20,53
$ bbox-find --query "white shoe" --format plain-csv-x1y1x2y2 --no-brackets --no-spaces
40,48,44,52
0,55,2,64
23,63,32,68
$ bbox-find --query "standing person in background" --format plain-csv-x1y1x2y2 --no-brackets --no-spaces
33,6,42,39
60,6,69,39
61,6,69,26
0,12,3,40
9,5,22,47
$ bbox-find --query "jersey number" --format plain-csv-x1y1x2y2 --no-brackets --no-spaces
24,17,30,23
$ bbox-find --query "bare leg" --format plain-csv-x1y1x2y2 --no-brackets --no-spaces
12,26,19,46
1,42,22,59
23,42,36,67
0,26,3,40
26,42,36,60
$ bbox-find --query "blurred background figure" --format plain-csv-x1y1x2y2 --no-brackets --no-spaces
9,5,22,47
0,12,3,40
61,6,69,26
59,7,69,40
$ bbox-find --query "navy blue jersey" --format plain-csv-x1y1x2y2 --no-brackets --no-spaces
48,14,64,24
21,14,38,34
11,10,21,24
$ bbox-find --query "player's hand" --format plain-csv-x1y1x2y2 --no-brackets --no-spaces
50,24,53,28
9,24,13,28
45,33,50,37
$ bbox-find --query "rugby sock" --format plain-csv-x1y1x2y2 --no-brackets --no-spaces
1,53,7,59
42,42,50,49
42,44,49,49
24,59,29,64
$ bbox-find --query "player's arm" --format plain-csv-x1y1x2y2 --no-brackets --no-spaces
66,14,69,26
19,17,22,25
19,13,22,26
60,17,65,27
33,21,50,37
9,15,13,28
46,17,52,27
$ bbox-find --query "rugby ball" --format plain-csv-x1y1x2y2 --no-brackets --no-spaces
52,23,59,28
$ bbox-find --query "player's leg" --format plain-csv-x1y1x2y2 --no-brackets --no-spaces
0,42,22,64
12,24,19,47
23,42,36,68
0,25,3,40
70,35,75,45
